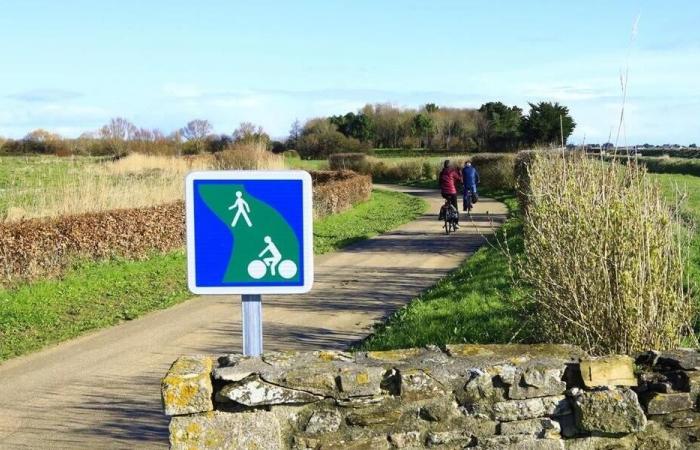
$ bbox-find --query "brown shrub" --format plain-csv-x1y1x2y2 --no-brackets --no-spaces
310,170,372,218
0,202,185,286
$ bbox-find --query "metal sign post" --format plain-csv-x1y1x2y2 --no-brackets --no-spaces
185,171,313,357
241,295,263,356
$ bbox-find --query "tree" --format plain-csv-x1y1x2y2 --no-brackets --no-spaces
424,103,439,113
329,112,375,142
690,143,697,148
233,122,270,147
288,119,302,149
99,117,137,141
477,102,523,151
411,113,435,148
180,119,213,141
521,102,576,147
24,129,61,142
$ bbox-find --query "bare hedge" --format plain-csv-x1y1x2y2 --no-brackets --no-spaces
0,202,186,286
0,170,372,285
310,170,372,219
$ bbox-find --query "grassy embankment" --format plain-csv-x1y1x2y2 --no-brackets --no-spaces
361,172,700,351
0,189,425,361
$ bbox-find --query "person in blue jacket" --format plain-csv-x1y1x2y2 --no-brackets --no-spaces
462,161,479,208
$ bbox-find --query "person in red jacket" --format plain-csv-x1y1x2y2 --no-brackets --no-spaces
438,160,462,227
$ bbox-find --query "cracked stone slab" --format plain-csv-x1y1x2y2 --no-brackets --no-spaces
217,376,322,406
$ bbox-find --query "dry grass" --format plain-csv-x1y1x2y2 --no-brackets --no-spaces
2,146,283,222
214,142,285,170
518,151,695,355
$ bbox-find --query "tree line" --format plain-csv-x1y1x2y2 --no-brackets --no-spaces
0,101,576,157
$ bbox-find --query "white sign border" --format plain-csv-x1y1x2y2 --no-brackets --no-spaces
185,170,314,295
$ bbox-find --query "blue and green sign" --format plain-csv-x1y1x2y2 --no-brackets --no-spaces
185,171,314,294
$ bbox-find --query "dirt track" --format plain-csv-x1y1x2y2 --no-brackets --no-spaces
0,185,507,449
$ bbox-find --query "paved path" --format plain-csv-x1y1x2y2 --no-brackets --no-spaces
0,185,507,449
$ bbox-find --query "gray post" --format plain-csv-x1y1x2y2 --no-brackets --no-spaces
241,294,263,357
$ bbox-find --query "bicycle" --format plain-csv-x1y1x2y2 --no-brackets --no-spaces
247,258,298,280
463,189,474,216
440,198,459,235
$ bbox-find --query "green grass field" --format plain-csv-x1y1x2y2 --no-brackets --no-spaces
0,155,94,218
0,189,425,361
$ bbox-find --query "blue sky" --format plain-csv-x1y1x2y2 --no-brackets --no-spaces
1,0,698,144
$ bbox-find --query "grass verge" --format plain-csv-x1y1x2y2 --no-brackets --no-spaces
359,190,530,351
314,189,426,254
0,189,426,362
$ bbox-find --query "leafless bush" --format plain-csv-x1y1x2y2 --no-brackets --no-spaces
518,152,695,355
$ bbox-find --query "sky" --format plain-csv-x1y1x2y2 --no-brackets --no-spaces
0,0,698,145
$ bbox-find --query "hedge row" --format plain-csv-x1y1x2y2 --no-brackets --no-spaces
328,152,518,191
0,171,372,285
0,202,186,286
597,155,700,177
311,170,372,219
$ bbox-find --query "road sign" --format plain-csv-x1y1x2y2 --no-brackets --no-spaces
185,170,314,295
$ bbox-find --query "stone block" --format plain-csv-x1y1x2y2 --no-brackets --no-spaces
399,368,446,401
644,392,693,415
499,417,561,438
475,435,565,450
492,396,571,422
653,410,700,429
426,430,474,447
388,430,422,448
169,411,281,450
579,355,637,388
161,355,213,416
655,349,700,370
509,366,567,400
337,366,385,397
305,410,342,434
572,388,646,434
217,376,321,406
272,368,339,397
564,435,635,450
346,406,402,426
668,370,700,406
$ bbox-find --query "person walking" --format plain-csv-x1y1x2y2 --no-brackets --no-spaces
438,160,462,228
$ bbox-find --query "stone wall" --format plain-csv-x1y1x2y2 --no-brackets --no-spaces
161,344,700,449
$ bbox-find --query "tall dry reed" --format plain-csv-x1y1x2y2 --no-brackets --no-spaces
518,151,695,355
3,154,213,221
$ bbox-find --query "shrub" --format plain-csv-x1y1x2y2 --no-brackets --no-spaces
310,171,372,218
328,153,370,173
214,142,285,170
518,152,695,355
470,153,517,190
514,150,540,212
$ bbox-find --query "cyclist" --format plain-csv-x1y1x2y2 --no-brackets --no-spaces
462,161,479,209
439,160,462,228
